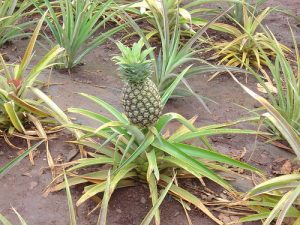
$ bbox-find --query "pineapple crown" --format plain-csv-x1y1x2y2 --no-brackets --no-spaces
113,39,154,84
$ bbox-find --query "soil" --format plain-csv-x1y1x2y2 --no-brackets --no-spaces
0,1,299,225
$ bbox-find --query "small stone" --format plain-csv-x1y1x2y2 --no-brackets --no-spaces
211,137,218,142
219,193,228,200
253,102,261,108
224,134,234,139
29,181,38,190
0,151,4,156
22,172,32,177
207,194,214,201
67,148,78,162
230,216,242,225
174,211,180,217
140,197,146,204
3,54,10,61
200,194,207,200
218,213,231,224
116,209,122,213
55,153,64,163
280,160,292,174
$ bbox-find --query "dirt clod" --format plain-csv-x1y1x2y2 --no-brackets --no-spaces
29,181,38,190
280,160,293,174
140,196,146,204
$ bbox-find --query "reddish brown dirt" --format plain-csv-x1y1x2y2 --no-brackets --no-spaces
0,1,299,224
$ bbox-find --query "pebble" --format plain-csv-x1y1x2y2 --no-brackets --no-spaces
219,193,228,200
224,134,234,139
67,148,78,162
29,181,38,190
174,211,180,217
116,209,122,213
140,197,146,204
230,216,242,225
22,172,32,177
253,102,261,108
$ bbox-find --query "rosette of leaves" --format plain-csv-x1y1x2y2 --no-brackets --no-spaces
0,15,63,134
33,0,126,69
232,61,300,225
0,0,33,46
245,28,300,141
241,174,300,225
209,6,290,80
49,93,261,225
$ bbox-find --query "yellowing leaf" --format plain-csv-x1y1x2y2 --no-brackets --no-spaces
257,82,278,94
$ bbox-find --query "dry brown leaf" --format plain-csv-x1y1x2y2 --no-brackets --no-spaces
218,213,242,225
280,160,292,174
218,213,231,224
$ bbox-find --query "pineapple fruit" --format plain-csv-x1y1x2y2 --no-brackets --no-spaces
113,40,162,127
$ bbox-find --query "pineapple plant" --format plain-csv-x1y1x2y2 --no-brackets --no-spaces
50,92,261,225
113,40,162,127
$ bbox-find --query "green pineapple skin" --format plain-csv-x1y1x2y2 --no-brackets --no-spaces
114,40,162,127
122,78,162,127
